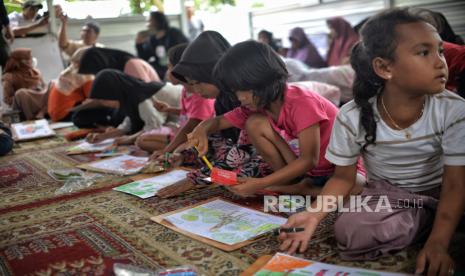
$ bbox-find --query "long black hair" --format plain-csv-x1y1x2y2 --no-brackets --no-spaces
351,8,426,151
213,40,288,110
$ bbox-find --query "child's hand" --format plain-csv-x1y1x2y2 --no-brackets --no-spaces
187,126,208,156
279,211,320,254
226,177,263,197
153,100,171,112
149,150,164,162
86,133,106,144
415,239,454,276
157,179,194,198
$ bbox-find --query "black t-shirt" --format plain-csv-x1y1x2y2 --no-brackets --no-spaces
136,28,188,78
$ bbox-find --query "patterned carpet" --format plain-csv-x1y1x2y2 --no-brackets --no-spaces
1,138,463,275
0,186,428,275
0,146,130,213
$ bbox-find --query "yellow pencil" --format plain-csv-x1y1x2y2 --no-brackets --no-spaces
194,146,213,170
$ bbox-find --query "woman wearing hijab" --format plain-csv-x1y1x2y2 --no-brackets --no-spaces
85,69,167,145
2,48,48,120
326,17,359,66
286,27,326,68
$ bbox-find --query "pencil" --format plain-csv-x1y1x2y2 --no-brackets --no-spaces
273,227,305,235
194,146,213,170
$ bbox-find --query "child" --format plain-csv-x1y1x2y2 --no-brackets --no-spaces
188,40,342,197
137,43,215,153
85,70,167,144
77,47,167,135
155,31,275,198
279,9,465,276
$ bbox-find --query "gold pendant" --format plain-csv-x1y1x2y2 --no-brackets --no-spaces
405,132,411,139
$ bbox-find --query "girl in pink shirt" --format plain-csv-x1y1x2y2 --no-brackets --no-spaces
138,43,215,154
188,40,340,197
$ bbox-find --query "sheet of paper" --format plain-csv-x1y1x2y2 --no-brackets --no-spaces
113,169,189,198
84,154,148,175
164,199,286,245
50,121,75,130
66,139,115,154
255,253,410,276
12,119,55,140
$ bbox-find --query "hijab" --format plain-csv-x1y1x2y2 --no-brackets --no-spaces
78,48,135,75
287,27,326,68
4,48,43,89
56,47,93,93
172,31,240,142
326,17,359,66
89,69,165,133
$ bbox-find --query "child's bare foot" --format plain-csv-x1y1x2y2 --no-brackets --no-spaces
157,179,195,198
266,178,323,196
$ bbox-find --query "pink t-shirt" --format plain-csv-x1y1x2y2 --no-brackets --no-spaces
179,88,215,127
224,84,338,176
124,58,160,82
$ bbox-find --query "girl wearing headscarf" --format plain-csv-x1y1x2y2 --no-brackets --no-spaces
326,17,359,66
287,27,326,68
85,69,167,145
78,47,160,82
153,31,273,198
2,48,48,120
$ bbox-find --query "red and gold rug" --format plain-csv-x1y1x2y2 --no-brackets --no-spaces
0,146,130,213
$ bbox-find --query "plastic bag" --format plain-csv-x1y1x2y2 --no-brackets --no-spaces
52,169,102,195
113,264,198,276
113,263,156,276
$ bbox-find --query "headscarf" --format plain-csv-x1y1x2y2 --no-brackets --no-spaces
78,48,135,75
443,42,465,92
89,69,165,134
287,27,326,68
326,17,359,66
172,31,240,142
4,48,42,89
56,47,93,93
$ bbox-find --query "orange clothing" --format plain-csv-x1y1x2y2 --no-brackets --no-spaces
48,80,93,122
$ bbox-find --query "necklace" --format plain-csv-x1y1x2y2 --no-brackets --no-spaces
380,96,425,139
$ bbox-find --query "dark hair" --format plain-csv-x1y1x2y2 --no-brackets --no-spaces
351,8,426,151
84,22,100,35
258,30,279,52
150,11,169,31
412,8,464,45
168,43,188,66
213,40,288,109
353,17,369,34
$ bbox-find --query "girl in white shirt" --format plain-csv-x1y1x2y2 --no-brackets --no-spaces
280,8,465,276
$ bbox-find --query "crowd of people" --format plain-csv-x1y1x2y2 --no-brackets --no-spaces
0,2,465,274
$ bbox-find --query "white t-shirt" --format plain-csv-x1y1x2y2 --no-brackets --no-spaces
8,12,34,27
325,90,465,192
